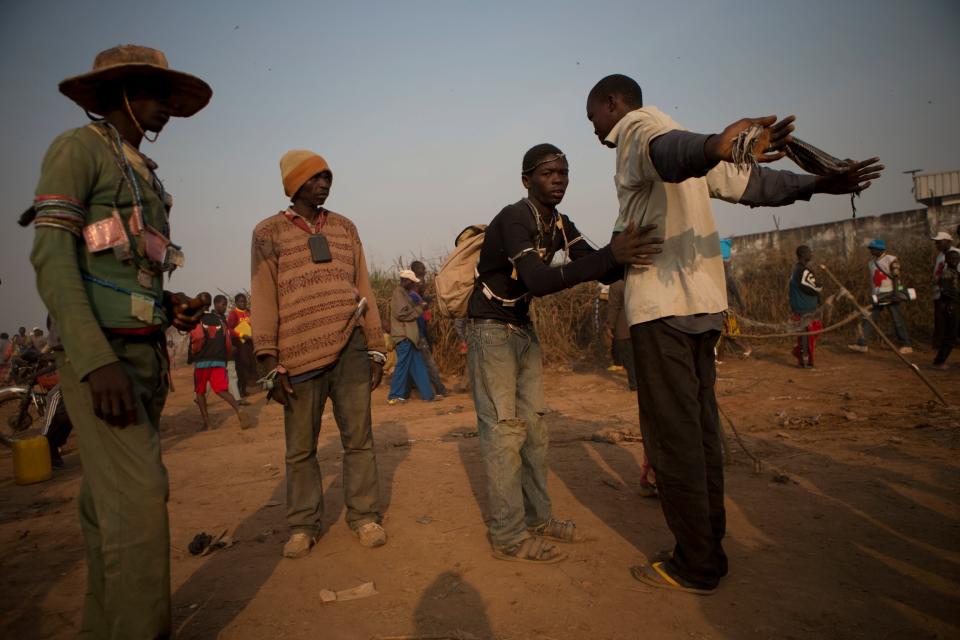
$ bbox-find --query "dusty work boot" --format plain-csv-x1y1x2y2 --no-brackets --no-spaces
898,346,913,355
354,522,387,548
846,344,868,353
282,532,316,559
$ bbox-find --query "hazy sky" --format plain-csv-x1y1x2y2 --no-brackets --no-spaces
1,0,958,330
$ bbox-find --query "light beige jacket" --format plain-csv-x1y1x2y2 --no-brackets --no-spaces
607,106,752,325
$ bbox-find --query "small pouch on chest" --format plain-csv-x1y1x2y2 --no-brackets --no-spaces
130,293,155,323
83,211,128,253
142,225,170,263
140,224,184,270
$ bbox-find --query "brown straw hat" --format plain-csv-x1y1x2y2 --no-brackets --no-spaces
59,44,212,117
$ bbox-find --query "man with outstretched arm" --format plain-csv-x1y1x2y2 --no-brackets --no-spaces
467,143,662,563
251,150,389,559
586,73,881,594
28,44,212,637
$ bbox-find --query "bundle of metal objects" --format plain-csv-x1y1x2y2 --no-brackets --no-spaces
731,124,861,217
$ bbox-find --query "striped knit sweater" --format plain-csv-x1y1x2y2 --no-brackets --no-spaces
250,210,385,376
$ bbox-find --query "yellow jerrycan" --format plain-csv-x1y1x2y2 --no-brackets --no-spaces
11,436,52,485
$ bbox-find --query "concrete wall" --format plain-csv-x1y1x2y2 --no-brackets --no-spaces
730,204,960,260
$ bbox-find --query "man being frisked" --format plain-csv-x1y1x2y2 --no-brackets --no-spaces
586,73,881,594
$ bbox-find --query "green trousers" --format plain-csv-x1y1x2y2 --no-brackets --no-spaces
58,335,171,639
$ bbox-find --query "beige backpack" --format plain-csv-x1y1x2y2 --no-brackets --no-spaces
435,224,487,318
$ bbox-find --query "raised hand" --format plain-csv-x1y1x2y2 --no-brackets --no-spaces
164,291,210,331
815,158,884,195
761,115,797,162
705,115,796,164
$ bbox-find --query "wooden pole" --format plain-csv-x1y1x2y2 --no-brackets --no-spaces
819,264,948,407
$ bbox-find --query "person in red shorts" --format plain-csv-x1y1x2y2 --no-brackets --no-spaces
190,294,245,430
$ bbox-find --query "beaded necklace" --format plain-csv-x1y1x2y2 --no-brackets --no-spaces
101,121,170,236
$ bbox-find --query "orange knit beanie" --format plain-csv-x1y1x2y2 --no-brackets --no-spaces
280,150,331,198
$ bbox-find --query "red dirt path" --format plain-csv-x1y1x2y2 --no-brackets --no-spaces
0,342,958,639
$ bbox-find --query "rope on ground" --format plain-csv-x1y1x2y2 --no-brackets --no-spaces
734,310,861,340
734,293,840,332
718,404,762,474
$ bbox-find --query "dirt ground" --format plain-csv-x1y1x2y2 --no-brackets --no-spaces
0,340,958,640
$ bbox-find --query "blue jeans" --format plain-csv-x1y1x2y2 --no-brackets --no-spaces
388,338,434,401
856,303,912,347
467,321,551,549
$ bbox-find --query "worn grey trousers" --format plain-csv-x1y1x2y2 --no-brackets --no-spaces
283,329,382,536
857,303,912,347
467,320,551,549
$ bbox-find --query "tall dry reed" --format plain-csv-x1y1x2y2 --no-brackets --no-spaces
371,238,941,375
369,265,604,375
734,238,938,342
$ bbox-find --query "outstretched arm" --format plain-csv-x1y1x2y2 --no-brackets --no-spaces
650,130,811,205
650,128,881,206
736,157,882,205
513,223,662,297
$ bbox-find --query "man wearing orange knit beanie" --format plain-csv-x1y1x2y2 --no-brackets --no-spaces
251,150,389,558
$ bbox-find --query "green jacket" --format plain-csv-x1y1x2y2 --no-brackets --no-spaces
30,123,173,380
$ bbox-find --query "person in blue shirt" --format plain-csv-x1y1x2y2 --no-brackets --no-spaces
789,245,823,368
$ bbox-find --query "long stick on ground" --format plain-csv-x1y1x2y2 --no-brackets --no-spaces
819,264,948,407
718,404,762,474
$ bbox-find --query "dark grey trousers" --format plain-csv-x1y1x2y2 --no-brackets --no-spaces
283,329,382,536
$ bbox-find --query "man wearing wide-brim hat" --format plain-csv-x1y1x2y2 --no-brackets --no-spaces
27,44,212,638
250,150,389,559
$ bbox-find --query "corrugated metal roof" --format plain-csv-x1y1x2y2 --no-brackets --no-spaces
914,170,960,204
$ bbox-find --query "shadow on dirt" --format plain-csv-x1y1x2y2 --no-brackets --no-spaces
546,412,661,554
693,439,959,638
172,418,411,638
413,570,494,640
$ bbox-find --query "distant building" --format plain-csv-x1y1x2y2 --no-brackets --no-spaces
914,170,960,208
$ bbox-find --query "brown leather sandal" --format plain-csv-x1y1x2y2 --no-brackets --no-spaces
528,517,587,543
492,537,566,564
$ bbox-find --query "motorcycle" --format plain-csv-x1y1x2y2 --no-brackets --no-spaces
0,351,57,431
0,350,72,467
